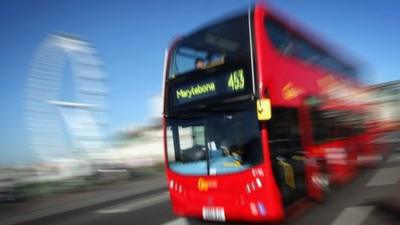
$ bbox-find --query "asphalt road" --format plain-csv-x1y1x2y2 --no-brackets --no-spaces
2,153,400,225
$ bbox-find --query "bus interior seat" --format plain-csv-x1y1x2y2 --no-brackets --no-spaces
181,145,207,162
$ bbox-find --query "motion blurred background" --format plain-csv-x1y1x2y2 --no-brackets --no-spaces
0,1,399,225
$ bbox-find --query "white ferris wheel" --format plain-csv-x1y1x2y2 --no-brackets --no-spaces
25,34,109,163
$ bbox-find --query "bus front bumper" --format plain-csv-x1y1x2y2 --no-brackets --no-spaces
169,190,283,222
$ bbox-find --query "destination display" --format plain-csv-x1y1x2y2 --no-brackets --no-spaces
170,67,251,108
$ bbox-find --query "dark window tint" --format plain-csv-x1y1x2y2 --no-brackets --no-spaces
265,20,292,55
169,15,251,78
311,109,360,143
267,108,302,158
265,18,358,80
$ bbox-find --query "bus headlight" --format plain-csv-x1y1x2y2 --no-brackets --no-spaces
250,201,267,216
169,179,184,194
245,178,263,194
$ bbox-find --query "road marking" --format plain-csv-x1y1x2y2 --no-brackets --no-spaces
387,154,400,162
366,167,400,187
162,218,189,225
96,192,169,214
330,206,374,225
0,177,167,225
357,155,383,164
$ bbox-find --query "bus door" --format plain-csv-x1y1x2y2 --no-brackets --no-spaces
267,107,306,205
298,97,331,201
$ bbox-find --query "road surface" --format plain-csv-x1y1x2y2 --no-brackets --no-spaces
1,153,399,225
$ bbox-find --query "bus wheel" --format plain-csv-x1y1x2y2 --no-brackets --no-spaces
311,172,330,202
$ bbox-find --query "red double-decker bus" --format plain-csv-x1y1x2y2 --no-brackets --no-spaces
162,4,372,222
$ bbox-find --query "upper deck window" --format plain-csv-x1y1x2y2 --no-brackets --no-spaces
265,18,358,80
169,15,251,79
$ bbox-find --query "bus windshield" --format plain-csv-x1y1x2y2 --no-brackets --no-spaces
168,14,251,78
166,106,263,176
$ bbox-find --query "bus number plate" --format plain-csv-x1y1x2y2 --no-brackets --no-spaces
202,206,225,221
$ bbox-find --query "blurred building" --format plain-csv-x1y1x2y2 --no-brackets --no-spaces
96,94,164,170
113,123,164,167
368,80,400,132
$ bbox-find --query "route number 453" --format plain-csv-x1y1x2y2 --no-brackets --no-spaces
227,69,245,91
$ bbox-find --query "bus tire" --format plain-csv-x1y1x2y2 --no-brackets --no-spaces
312,170,330,203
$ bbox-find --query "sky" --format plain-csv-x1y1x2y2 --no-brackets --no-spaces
0,0,399,165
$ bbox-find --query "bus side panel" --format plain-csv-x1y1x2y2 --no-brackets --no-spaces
255,6,329,108
253,5,285,221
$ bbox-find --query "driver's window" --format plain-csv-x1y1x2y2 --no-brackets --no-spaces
178,126,194,149
192,126,205,146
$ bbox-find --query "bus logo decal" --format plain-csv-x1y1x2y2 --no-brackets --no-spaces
282,82,303,100
198,178,218,192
